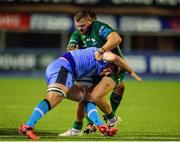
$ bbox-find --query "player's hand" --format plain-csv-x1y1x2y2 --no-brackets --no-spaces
100,67,113,76
130,71,143,82
95,51,103,60
95,47,105,60
67,45,79,52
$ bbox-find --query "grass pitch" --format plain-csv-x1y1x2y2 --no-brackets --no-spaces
0,77,180,141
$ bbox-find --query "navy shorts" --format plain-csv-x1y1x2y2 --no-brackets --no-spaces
45,58,74,88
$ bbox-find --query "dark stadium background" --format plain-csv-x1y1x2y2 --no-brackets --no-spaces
0,0,179,78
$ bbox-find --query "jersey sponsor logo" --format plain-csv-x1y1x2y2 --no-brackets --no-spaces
99,26,111,37
83,38,98,47
99,26,105,35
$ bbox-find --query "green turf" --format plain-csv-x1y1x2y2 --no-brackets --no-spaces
0,77,180,141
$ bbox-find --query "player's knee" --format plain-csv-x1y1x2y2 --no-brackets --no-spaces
90,95,101,104
46,87,66,108
114,82,125,96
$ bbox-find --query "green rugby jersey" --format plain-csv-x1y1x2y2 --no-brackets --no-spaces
68,20,123,57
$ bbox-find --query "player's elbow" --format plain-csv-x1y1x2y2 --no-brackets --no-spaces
117,36,122,44
107,52,119,62
110,32,122,45
110,54,117,62
115,35,122,45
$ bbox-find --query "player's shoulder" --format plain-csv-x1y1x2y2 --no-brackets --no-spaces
72,30,80,34
70,30,81,40
94,20,111,28
93,20,113,33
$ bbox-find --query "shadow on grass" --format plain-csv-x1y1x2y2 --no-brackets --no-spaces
0,128,57,141
0,128,180,141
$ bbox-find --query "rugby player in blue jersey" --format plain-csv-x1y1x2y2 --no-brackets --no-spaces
18,47,142,140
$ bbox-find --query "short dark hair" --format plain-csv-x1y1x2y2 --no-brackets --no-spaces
74,9,96,21
87,10,97,20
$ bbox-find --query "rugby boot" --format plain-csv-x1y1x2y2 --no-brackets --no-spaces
107,116,122,128
97,125,117,137
19,125,40,140
83,123,97,134
58,128,82,136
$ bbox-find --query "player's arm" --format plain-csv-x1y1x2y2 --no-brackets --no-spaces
95,23,122,60
103,51,142,82
67,32,80,52
99,31,122,53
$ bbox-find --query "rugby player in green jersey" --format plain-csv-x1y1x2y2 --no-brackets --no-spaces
59,10,126,136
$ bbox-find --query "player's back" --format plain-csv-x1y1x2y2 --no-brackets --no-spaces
69,47,107,78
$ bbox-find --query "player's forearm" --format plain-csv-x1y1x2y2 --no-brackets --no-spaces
110,54,142,82
102,52,142,81
115,56,142,81
101,32,122,52
114,56,133,74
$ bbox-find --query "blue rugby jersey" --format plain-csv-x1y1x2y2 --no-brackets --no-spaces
45,47,109,87
64,47,108,79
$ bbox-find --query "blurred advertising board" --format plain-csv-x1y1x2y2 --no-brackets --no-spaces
0,49,62,74
30,14,180,33
0,49,180,78
125,53,180,75
119,16,162,32
30,14,73,31
97,15,117,30
0,13,30,31
0,0,179,7
0,13,179,32
161,17,180,31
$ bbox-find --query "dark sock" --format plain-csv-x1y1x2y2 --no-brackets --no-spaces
110,92,122,113
73,121,83,130
86,115,94,125
105,111,115,120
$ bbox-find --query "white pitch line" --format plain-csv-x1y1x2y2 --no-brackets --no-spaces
0,135,180,141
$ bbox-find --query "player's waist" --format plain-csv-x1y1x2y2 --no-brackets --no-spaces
61,52,77,77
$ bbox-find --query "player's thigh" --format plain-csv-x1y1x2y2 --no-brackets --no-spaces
90,76,116,99
66,84,93,103
66,85,84,102
46,63,74,103
66,77,95,103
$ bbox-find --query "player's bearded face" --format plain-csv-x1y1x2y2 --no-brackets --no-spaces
74,17,92,34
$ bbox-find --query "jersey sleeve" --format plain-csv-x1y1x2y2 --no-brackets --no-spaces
67,31,81,48
96,21,114,40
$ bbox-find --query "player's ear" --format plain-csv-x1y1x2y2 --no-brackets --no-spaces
87,16,92,23
74,17,78,24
